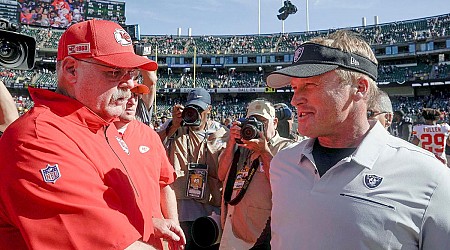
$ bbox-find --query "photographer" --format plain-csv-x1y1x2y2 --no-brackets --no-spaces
217,99,293,249
159,88,229,249
0,80,19,137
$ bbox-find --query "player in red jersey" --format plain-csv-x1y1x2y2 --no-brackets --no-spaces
412,108,450,166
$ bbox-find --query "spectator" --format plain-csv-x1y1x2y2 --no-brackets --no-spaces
266,30,450,249
159,88,229,249
217,99,293,249
0,20,175,249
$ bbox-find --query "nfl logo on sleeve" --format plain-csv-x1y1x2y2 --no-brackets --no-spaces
40,164,61,184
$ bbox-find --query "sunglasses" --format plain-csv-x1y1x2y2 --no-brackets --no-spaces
74,58,140,81
367,110,389,119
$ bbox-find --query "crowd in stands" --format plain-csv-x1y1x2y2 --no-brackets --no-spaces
19,0,84,29
18,13,450,55
138,13,450,55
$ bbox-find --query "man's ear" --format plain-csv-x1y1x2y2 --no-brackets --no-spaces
354,77,369,101
61,57,77,84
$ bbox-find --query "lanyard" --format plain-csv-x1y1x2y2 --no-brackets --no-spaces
186,128,208,164
224,149,260,206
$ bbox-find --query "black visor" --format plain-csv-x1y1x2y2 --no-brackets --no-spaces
266,43,378,88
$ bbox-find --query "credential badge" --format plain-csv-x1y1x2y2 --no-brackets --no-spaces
364,174,383,189
40,164,61,184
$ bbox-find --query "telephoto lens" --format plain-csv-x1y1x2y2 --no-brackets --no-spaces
181,105,202,126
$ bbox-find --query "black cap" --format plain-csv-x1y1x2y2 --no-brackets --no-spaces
266,43,378,88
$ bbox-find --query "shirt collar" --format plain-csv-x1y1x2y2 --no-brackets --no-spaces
29,87,112,131
350,121,389,170
299,121,389,170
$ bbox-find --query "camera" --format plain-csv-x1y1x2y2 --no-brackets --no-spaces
240,116,265,140
181,105,203,126
0,19,36,70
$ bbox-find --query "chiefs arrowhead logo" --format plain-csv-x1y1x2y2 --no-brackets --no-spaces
113,28,132,46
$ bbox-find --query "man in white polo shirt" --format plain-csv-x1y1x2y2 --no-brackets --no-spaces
266,30,450,249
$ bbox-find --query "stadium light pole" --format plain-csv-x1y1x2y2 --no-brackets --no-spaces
306,0,309,32
258,0,261,35
281,0,285,33
193,46,197,88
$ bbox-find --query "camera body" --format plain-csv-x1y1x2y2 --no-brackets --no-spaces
0,18,36,70
240,116,265,140
181,105,203,126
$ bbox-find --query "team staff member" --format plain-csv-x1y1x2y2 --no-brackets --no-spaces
114,84,186,249
367,89,393,129
266,30,450,249
0,20,178,249
218,99,292,249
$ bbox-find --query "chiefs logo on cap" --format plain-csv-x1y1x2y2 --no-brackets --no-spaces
114,28,132,46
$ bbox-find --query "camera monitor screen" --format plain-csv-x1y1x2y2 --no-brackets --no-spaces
19,0,85,28
0,0,19,24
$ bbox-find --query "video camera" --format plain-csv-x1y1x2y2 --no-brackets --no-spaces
0,19,36,70
122,24,152,57
181,104,203,127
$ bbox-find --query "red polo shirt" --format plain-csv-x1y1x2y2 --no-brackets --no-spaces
0,88,157,249
120,120,176,248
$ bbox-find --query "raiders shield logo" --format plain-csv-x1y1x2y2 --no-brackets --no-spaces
40,164,61,184
364,174,383,189
293,46,304,63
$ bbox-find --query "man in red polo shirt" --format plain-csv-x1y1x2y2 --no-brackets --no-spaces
0,20,181,249
114,83,186,249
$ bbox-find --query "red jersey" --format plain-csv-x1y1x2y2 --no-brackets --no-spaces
0,88,157,249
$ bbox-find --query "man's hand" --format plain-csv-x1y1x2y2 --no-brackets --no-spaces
240,131,270,156
152,218,186,250
171,104,184,128
228,121,242,146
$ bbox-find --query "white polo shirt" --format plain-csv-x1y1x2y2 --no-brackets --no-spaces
270,122,450,249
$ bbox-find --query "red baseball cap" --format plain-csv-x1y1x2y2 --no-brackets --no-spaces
57,19,157,71
131,84,150,94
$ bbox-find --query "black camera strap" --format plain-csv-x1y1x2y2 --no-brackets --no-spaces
224,149,260,206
